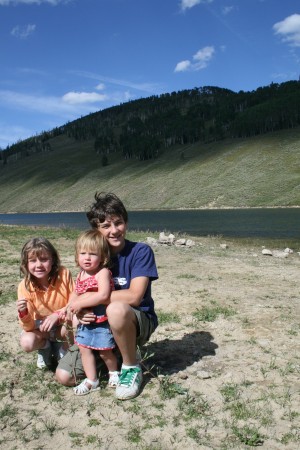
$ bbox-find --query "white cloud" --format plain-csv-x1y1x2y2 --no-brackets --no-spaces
95,83,105,91
180,0,213,11
11,24,36,39
0,89,102,119
70,70,163,94
193,46,215,67
62,91,107,105
175,46,215,72
0,87,136,121
0,87,135,147
222,6,234,15
174,60,191,72
273,14,300,47
271,71,297,81
0,0,69,5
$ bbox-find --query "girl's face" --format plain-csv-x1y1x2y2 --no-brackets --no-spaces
27,250,53,285
78,248,102,274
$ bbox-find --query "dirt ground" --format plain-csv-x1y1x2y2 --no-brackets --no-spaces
0,231,299,449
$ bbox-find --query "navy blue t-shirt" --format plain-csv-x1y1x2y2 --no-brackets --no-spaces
111,240,158,328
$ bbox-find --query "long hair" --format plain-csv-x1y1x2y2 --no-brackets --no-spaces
20,237,61,290
86,192,128,228
75,229,111,268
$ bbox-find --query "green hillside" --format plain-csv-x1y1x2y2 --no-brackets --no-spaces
0,126,299,213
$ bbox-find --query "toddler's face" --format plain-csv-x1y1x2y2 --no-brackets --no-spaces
78,249,102,274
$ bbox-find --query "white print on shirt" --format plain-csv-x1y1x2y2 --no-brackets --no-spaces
113,277,127,287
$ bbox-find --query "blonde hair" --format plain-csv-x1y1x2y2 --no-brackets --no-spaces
20,237,61,290
75,229,111,268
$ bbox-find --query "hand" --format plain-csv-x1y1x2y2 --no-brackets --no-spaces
77,309,96,325
57,308,67,321
69,298,82,314
64,306,73,322
17,298,28,312
39,313,59,332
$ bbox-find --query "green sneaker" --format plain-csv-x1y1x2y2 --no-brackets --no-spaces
115,366,142,400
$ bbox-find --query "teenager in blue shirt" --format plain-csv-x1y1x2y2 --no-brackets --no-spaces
56,192,158,400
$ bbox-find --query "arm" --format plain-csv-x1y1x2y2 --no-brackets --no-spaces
17,283,35,331
70,268,112,314
40,267,75,330
110,276,149,307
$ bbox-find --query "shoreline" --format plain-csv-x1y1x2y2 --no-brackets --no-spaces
1,205,300,214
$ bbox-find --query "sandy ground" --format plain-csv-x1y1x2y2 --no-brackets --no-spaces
0,233,299,449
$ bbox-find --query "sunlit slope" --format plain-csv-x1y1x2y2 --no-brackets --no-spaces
0,128,299,212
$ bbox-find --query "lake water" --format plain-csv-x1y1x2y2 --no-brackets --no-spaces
0,208,299,238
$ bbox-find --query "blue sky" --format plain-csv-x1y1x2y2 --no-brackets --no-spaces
1,0,300,149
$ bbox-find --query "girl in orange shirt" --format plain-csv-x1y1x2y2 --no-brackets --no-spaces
17,237,74,369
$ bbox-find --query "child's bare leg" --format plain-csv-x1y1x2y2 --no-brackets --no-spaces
80,347,97,381
20,330,49,352
99,350,118,372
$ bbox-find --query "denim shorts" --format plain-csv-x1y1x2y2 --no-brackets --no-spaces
75,323,116,350
57,308,156,379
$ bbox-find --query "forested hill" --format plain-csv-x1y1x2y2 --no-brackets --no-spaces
0,80,299,212
2,80,300,164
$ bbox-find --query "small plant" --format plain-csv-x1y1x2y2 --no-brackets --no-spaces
220,383,240,403
0,350,11,362
0,403,17,419
86,434,100,444
154,414,167,428
41,418,58,436
69,431,84,446
127,426,142,444
159,376,187,399
88,418,101,426
232,424,264,446
126,401,141,414
177,273,197,279
192,304,235,322
230,401,256,421
0,380,7,392
156,311,180,324
178,393,210,419
186,426,203,444
281,429,300,444
0,291,15,307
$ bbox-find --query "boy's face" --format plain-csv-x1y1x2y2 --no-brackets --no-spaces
97,215,127,254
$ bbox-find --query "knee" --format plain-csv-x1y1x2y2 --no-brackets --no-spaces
55,368,74,386
106,302,136,332
20,333,35,352
106,302,130,323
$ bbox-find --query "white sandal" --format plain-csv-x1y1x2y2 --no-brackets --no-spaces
108,371,120,387
73,378,100,396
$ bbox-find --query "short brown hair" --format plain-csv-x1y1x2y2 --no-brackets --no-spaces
86,192,128,228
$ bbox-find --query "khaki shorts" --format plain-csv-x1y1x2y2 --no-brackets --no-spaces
57,308,155,379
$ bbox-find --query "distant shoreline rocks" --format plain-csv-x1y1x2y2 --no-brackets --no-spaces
146,232,196,247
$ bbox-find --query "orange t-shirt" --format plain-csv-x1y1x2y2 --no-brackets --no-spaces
17,266,74,331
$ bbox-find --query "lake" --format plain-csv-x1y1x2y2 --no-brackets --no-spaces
0,208,299,238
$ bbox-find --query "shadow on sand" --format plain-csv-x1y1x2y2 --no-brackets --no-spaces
143,330,218,376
